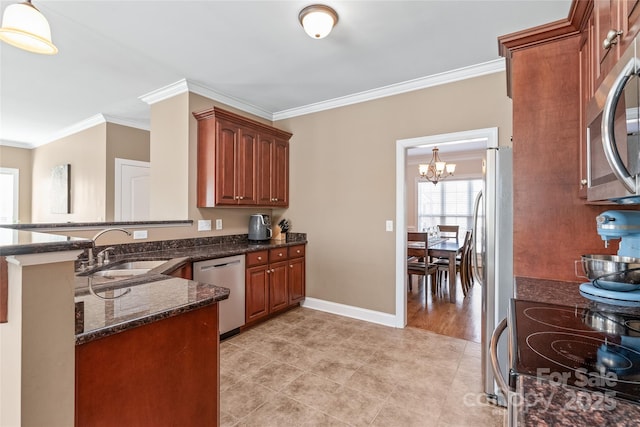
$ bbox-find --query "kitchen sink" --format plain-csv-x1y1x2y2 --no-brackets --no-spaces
91,260,169,279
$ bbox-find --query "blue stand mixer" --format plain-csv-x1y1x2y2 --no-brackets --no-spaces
579,210,640,306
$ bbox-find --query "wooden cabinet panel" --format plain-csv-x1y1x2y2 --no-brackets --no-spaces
193,107,291,208
269,261,289,312
289,244,305,259
257,134,275,205
245,245,306,324
246,250,268,267
256,135,289,206
288,256,305,305
76,304,219,426
236,125,258,205
246,265,269,322
215,118,241,205
272,138,289,206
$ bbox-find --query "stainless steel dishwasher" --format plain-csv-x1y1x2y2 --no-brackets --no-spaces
193,255,245,338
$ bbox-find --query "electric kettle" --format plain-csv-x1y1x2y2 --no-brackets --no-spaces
248,214,272,241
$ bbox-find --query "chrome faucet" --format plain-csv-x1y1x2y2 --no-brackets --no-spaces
87,228,131,266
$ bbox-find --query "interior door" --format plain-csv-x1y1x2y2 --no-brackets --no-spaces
115,158,150,221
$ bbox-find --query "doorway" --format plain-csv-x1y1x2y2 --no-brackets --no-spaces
114,158,150,221
394,128,499,339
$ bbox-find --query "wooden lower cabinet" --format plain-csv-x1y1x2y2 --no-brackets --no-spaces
75,304,220,426
245,244,305,324
288,256,305,304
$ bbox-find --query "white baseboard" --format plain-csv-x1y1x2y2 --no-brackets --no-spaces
300,297,398,328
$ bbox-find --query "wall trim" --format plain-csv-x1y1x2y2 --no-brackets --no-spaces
273,59,505,120
139,79,189,105
301,297,397,328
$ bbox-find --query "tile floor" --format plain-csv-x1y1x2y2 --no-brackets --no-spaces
220,307,505,426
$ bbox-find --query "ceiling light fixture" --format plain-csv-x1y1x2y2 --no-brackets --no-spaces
418,147,456,185
0,0,57,55
298,4,338,39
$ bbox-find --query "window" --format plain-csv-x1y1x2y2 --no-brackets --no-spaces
0,168,19,224
417,179,482,233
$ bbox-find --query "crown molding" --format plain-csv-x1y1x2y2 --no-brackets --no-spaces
43,114,107,145
139,78,273,121
138,79,189,105
186,80,273,121
102,114,150,131
8,59,505,149
0,139,33,149
272,59,505,121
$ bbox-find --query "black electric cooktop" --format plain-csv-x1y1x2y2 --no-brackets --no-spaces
511,299,640,403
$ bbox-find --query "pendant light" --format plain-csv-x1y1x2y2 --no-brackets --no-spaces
298,4,338,39
418,147,456,185
0,0,57,55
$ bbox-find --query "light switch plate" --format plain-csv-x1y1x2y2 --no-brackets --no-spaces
133,230,148,239
215,219,223,230
386,220,393,232
198,219,212,231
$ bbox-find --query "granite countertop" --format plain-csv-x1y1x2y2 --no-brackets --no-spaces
74,233,307,345
0,227,92,256
75,274,229,345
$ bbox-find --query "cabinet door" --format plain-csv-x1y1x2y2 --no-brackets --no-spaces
269,261,289,313
236,125,257,205
271,138,289,207
257,134,274,205
196,117,217,207
215,118,240,205
246,265,269,322
288,256,305,305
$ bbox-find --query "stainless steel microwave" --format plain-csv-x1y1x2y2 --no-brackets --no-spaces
587,36,640,204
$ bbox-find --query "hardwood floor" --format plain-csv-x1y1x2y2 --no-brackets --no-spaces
407,274,482,343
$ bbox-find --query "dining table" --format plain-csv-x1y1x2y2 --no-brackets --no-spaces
407,238,464,303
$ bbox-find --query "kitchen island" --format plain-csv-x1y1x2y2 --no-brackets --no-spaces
512,277,640,426
75,273,229,426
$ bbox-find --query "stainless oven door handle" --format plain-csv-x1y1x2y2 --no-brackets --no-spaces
602,56,639,194
490,317,512,398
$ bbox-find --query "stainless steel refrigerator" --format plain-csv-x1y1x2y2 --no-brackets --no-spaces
472,145,513,406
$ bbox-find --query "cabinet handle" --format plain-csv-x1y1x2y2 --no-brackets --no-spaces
257,256,262,261
603,29,623,50
240,196,244,200
290,265,293,268
235,196,239,200
580,178,588,186
271,269,276,273
266,269,270,274
296,250,301,254
279,253,283,257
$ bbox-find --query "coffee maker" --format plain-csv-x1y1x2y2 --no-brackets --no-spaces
248,214,272,242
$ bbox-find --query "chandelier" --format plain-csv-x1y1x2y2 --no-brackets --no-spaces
418,147,456,185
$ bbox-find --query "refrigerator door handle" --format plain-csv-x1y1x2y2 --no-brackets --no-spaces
490,317,512,398
471,189,483,285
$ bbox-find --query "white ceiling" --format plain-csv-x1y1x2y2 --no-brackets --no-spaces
0,0,571,148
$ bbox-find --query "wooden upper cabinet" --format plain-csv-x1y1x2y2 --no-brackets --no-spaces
193,107,292,208
257,135,289,207
594,0,640,86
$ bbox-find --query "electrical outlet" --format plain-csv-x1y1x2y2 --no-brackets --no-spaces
215,219,223,230
133,230,148,239
198,220,212,231
385,220,393,232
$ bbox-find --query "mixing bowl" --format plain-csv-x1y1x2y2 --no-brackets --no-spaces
581,254,640,291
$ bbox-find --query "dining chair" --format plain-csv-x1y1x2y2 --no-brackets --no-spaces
437,225,459,240
433,230,473,297
407,232,437,293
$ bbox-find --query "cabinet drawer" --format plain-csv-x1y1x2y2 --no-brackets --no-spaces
288,245,305,259
246,250,268,267
269,248,288,261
